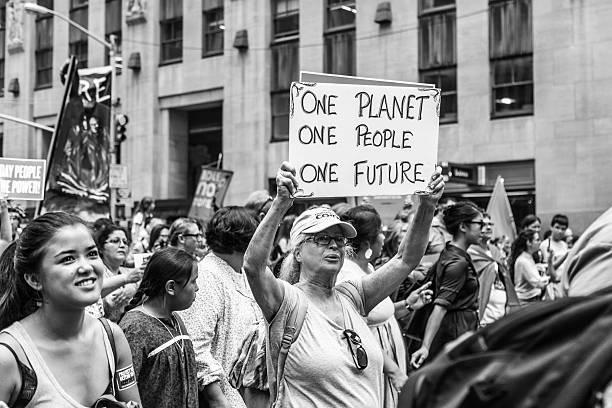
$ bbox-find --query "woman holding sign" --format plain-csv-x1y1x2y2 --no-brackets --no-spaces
241,162,443,408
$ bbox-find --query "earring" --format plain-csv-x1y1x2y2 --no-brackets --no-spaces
364,248,373,260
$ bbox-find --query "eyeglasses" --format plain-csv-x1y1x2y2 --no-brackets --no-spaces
305,234,348,247
342,329,368,370
468,220,488,229
106,237,129,246
182,233,203,239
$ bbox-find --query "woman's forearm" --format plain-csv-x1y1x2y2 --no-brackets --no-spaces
101,274,126,297
422,305,446,350
0,203,11,242
362,196,436,313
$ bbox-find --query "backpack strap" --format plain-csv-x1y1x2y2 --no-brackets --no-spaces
273,287,309,407
335,280,365,315
0,342,37,408
98,317,118,395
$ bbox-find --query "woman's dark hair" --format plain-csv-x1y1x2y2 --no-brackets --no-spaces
509,229,539,280
205,206,258,254
92,217,114,234
0,212,86,329
136,196,155,214
520,214,541,231
126,247,196,312
94,224,130,260
443,201,482,236
340,205,381,252
148,224,169,252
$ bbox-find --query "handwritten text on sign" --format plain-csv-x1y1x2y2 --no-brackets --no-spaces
288,82,440,197
0,158,47,200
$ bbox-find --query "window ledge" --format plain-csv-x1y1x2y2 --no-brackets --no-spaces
490,111,534,120
440,118,458,125
159,59,183,67
202,51,223,59
270,137,289,144
34,84,53,91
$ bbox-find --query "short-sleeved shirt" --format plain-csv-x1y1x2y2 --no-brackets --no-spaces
119,309,198,408
180,253,263,408
434,242,479,312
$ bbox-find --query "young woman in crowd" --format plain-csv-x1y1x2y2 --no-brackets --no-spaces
96,225,143,322
510,230,550,304
120,247,199,408
468,213,520,327
520,214,544,263
181,207,261,408
148,224,170,253
411,202,483,368
131,197,155,245
241,161,443,408
0,212,141,407
337,205,433,407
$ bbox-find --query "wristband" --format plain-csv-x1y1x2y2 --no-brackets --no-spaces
404,299,414,311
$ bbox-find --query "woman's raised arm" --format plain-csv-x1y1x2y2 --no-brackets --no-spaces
243,162,299,321
361,170,444,314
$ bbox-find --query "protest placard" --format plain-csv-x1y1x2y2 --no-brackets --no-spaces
109,164,129,189
0,158,47,200
300,71,434,88
288,82,440,197
133,252,153,270
188,168,233,220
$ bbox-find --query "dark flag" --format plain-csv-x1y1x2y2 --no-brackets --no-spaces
39,57,113,221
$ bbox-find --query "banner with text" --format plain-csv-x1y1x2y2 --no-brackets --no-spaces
188,168,233,220
0,158,47,200
288,82,440,197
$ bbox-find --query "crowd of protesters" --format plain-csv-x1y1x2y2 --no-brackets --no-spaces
0,160,602,408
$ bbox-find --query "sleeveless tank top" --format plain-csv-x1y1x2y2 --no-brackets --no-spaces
1,320,115,408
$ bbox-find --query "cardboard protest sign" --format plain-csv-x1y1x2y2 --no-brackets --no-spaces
300,71,434,88
288,82,440,197
188,168,233,220
0,158,47,200
133,253,153,270
109,164,129,189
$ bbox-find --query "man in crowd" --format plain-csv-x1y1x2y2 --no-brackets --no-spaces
540,214,570,274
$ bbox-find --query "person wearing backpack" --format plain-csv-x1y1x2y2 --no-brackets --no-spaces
119,247,199,408
0,212,142,407
241,161,444,408
411,202,483,369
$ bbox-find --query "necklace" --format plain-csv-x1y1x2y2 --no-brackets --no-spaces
138,305,184,352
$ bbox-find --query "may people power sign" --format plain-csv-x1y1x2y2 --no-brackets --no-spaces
288,82,440,197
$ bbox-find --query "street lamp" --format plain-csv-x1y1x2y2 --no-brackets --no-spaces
24,2,120,220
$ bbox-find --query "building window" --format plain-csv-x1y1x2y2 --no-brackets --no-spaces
270,0,299,142
418,0,457,123
69,0,88,69
202,0,223,57
489,0,533,118
105,0,122,65
273,0,299,38
324,0,356,76
35,0,54,88
0,0,6,97
271,42,299,142
160,0,182,63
